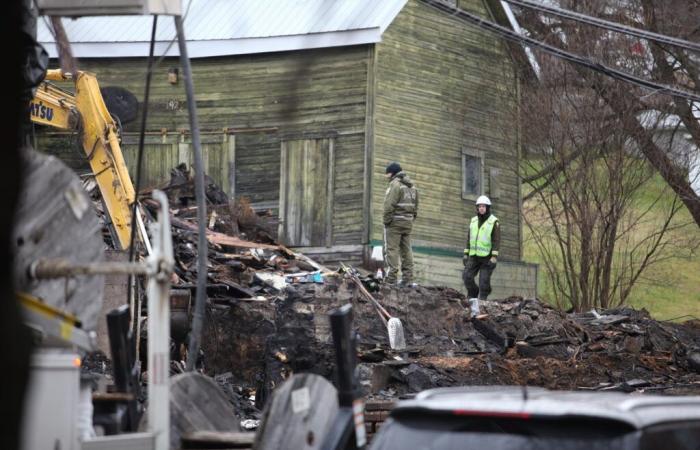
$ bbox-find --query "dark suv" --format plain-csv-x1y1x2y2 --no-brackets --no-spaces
369,386,700,450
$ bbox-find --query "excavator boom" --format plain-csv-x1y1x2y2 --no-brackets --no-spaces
30,69,137,250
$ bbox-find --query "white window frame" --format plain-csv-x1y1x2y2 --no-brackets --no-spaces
461,148,484,200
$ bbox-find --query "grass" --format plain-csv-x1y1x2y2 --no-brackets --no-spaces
523,168,700,321
628,260,700,321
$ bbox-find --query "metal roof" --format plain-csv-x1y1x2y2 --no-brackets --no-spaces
395,386,700,429
37,0,408,58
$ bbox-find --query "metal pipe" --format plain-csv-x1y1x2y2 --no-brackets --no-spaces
29,259,150,279
175,15,208,372
147,190,173,450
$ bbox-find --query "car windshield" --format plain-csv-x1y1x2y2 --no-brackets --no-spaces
370,415,637,450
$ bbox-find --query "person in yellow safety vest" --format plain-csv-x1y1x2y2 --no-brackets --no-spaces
462,195,500,312
383,161,419,287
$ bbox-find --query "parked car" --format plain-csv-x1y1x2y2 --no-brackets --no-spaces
369,386,700,450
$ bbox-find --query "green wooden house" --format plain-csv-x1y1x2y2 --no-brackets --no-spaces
38,0,537,297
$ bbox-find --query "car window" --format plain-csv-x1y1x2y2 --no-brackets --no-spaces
641,422,700,450
370,415,638,450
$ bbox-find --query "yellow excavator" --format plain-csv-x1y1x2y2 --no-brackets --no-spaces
29,69,138,250
20,68,173,450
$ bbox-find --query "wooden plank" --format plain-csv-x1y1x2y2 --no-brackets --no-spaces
363,45,376,247
326,139,335,248
179,141,189,166
170,216,280,250
278,138,288,243
181,431,254,449
288,140,303,245
300,139,314,246
227,134,236,196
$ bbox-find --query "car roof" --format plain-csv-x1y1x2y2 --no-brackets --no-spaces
393,386,700,429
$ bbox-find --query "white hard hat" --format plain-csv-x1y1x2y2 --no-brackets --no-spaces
475,195,491,206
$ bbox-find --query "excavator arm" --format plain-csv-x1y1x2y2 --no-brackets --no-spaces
30,69,138,250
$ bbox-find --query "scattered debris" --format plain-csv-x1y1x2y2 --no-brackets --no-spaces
201,280,700,404
82,165,700,434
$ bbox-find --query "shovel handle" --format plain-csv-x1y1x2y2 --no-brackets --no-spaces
350,273,392,320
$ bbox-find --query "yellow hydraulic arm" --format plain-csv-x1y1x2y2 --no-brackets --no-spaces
29,69,137,250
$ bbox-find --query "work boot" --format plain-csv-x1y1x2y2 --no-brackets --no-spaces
399,279,417,288
468,298,480,317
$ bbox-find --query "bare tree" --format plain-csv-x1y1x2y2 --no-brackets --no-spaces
520,57,698,311
514,0,700,228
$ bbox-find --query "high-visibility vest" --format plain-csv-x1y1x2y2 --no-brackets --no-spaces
469,215,498,257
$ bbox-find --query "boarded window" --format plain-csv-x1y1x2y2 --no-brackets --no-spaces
462,150,482,199
279,138,334,247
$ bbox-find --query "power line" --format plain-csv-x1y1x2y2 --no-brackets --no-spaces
504,0,700,53
421,0,700,103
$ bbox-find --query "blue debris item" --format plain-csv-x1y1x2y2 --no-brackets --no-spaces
285,271,324,284
311,272,323,283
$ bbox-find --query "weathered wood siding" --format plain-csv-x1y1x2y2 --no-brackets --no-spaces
37,132,234,193
39,46,370,259
371,0,522,260
279,138,334,247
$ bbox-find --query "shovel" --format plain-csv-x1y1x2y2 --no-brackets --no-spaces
344,266,406,350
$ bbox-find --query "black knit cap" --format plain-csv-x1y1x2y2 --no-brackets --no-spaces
385,162,402,176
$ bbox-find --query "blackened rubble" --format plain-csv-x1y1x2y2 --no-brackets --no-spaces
86,165,700,427
154,167,700,400
202,278,700,403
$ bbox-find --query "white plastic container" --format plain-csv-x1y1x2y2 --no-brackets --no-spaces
21,349,81,450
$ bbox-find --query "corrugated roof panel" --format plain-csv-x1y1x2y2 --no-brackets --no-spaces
38,0,407,41
36,0,411,58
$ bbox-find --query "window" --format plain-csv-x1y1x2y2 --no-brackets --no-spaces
462,149,483,199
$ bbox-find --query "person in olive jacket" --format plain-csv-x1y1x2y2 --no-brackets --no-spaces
383,162,419,286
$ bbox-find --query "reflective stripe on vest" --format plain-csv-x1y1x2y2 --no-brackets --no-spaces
469,215,497,257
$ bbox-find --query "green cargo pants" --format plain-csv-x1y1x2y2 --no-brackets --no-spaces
384,220,414,284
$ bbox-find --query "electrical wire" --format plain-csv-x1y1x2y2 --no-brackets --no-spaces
127,14,158,338
421,0,700,102
503,0,700,53
175,15,208,372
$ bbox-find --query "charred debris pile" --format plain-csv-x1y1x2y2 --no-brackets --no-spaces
202,282,700,402
89,165,700,423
